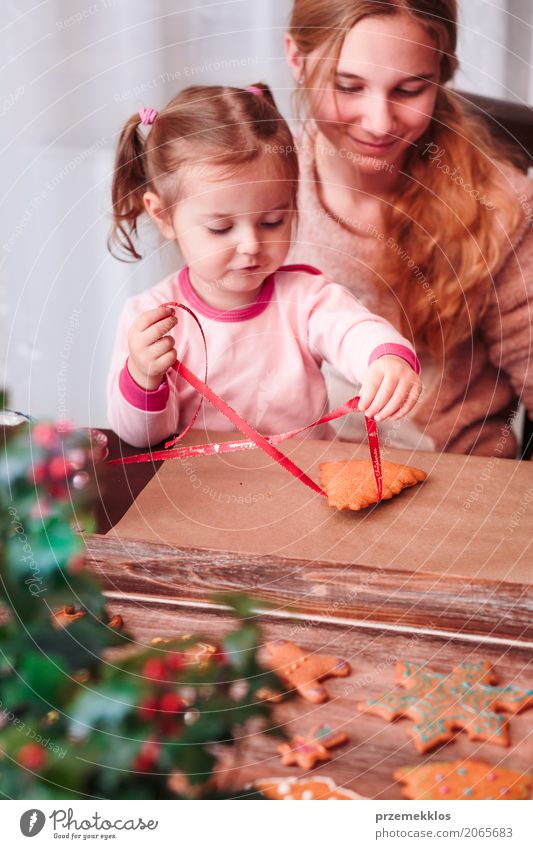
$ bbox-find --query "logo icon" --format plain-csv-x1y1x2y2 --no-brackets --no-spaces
20,809,46,837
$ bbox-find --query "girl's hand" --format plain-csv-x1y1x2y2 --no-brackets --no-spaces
127,305,178,391
358,356,423,422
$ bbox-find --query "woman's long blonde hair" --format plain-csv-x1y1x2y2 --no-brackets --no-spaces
289,0,522,361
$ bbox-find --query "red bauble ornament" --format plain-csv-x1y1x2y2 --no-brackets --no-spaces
137,696,159,722
18,743,47,771
159,692,185,714
48,456,73,480
165,651,185,673
142,658,167,682
133,739,160,772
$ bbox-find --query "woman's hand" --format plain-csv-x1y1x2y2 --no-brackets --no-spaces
127,305,178,391
358,356,423,421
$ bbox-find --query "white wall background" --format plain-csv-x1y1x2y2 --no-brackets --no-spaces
454,0,533,101
1,0,531,427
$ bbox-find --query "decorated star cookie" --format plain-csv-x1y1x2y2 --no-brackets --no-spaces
358,660,533,752
262,639,350,702
395,760,532,800
185,642,218,668
255,775,365,800
320,459,427,511
150,639,219,669
278,724,349,770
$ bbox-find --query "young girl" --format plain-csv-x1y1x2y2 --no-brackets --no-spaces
107,84,422,449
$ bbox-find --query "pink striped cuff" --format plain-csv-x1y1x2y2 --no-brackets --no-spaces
368,343,421,375
119,362,169,411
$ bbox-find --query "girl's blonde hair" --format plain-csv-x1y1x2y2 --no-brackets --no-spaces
289,0,522,361
109,83,299,261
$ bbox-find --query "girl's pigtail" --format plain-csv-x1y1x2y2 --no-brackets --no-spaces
243,82,283,139
108,114,149,261
247,82,276,106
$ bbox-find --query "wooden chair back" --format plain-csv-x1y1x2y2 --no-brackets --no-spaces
459,92,533,459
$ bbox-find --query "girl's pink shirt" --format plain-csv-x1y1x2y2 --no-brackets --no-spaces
106,265,419,448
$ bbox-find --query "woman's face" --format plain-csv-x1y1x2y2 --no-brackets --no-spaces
286,14,441,173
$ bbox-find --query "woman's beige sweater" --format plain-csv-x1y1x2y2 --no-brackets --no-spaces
289,133,533,458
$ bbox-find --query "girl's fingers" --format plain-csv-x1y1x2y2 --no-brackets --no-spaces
149,335,176,358
135,305,175,333
389,385,423,420
143,314,178,345
139,349,177,383
358,371,385,413
152,349,178,372
374,384,411,421
129,335,176,381
362,376,396,419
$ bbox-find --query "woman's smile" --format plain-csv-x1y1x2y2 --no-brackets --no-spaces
347,134,398,155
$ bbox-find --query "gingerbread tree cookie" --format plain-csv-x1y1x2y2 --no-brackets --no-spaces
262,639,350,702
278,724,349,770
320,459,427,511
256,775,365,800
358,660,533,752
395,760,532,800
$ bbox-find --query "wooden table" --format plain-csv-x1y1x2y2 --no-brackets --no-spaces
86,431,533,799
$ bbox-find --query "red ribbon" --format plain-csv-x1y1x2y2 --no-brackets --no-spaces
108,303,383,501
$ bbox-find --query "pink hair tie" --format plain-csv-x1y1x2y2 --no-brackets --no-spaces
245,86,263,97
138,107,158,126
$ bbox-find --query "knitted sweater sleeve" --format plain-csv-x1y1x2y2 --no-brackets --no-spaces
480,224,533,419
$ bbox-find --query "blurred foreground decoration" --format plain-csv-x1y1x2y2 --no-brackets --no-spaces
0,411,281,798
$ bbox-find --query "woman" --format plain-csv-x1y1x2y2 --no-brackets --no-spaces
285,0,533,457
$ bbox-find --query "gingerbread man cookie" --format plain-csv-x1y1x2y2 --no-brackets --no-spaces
320,459,427,511
262,640,350,702
395,760,532,800
278,724,349,770
51,607,123,631
51,605,86,629
358,660,533,752
255,775,365,800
